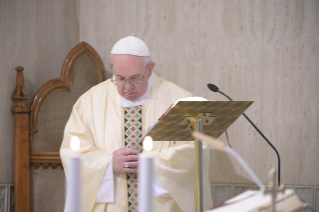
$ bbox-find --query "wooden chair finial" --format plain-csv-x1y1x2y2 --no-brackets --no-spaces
15,66,24,72
11,66,29,113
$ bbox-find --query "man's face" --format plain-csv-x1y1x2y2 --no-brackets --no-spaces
110,54,155,101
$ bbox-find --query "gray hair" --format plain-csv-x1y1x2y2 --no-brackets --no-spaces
142,56,151,66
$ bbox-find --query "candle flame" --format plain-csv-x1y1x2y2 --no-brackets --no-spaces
71,136,80,151
144,136,153,151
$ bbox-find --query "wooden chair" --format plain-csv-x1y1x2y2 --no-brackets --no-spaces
11,42,107,212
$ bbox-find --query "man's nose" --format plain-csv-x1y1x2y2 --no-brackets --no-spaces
124,80,133,90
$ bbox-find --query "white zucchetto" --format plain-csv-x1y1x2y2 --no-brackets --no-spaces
111,36,150,56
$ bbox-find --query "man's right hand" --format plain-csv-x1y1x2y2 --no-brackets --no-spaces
113,148,139,173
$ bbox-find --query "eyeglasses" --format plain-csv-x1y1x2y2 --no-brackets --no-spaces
110,64,149,85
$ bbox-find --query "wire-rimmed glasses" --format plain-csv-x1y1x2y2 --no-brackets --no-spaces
110,64,149,85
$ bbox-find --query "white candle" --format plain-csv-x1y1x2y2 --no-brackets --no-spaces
68,136,82,212
138,136,154,212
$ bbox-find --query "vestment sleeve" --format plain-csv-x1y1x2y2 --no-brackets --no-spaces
60,96,113,212
96,157,114,203
154,142,213,212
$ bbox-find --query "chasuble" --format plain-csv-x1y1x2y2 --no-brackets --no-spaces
60,73,213,212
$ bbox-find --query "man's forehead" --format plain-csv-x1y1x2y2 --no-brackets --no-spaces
112,55,146,69
112,57,146,77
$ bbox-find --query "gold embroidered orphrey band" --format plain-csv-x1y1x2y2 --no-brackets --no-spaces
123,105,143,212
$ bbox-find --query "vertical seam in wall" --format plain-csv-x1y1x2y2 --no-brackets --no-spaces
23,0,26,74
261,0,265,180
261,2,264,131
197,0,201,96
79,0,81,42
136,0,139,36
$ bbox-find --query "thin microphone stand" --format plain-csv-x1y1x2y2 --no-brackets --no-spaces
218,90,281,186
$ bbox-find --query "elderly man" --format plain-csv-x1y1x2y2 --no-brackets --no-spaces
60,36,212,212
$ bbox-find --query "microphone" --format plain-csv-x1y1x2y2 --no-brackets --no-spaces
207,83,281,186
208,84,233,101
207,84,219,92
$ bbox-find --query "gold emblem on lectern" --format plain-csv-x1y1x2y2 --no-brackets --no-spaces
179,113,216,131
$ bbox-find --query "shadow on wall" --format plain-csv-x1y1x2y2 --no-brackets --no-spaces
23,76,37,108
209,148,253,184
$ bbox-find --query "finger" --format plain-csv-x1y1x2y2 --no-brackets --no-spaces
124,155,139,162
126,161,138,168
122,148,139,156
122,168,138,173
113,148,126,156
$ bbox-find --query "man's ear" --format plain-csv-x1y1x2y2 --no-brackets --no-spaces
147,62,155,77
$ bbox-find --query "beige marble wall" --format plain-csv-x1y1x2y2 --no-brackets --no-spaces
80,0,319,186
0,0,79,183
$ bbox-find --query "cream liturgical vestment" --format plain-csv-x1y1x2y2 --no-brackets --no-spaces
60,73,213,212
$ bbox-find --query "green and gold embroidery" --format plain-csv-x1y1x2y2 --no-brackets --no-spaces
124,106,143,212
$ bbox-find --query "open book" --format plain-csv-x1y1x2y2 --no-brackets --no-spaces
206,189,307,212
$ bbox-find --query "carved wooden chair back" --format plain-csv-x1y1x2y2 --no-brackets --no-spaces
11,42,107,212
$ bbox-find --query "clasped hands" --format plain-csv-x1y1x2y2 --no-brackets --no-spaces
113,148,139,173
